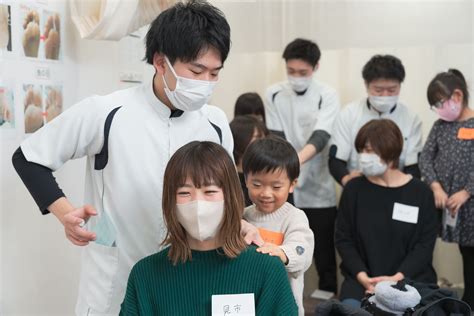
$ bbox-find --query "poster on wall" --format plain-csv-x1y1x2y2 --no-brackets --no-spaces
0,84,15,129
23,83,43,133
0,3,12,53
44,84,62,122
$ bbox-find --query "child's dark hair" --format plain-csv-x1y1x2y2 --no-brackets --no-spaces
362,55,405,84
234,93,266,123
242,136,300,181
145,0,231,65
282,38,321,67
230,115,269,165
427,69,469,107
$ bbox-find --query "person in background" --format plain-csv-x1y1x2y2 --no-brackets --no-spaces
230,115,269,206
420,69,474,308
120,141,298,315
265,38,340,297
234,92,266,123
329,54,423,187
335,119,437,306
242,136,314,316
12,2,261,314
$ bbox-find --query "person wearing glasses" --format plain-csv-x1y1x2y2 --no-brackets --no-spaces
329,55,423,187
420,69,474,308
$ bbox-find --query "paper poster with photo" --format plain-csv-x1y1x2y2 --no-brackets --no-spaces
42,9,60,61
43,84,62,122
0,84,15,129
23,83,44,133
0,3,12,53
19,3,41,59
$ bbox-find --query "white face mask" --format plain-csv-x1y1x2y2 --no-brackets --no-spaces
162,57,217,111
288,75,313,92
368,95,399,113
176,200,224,241
358,153,388,177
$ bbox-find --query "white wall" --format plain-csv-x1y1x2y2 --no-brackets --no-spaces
1,0,473,314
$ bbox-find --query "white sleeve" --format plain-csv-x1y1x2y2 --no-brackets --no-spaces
279,210,314,278
21,96,109,171
313,88,341,134
220,116,234,162
264,86,283,132
405,113,423,166
330,106,353,162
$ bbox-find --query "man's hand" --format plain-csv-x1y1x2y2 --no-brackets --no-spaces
447,189,471,216
257,242,288,264
342,170,363,186
431,182,448,209
356,271,376,294
61,205,98,246
49,198,98,246
240,220,264,246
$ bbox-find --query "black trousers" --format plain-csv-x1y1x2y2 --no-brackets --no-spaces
302,207,338,293
459,245,474,308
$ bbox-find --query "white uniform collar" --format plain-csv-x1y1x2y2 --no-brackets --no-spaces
144,77,184,118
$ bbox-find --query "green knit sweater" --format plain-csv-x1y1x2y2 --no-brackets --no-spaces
120,245,298,315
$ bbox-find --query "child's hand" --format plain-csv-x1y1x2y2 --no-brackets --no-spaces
257,243,288,264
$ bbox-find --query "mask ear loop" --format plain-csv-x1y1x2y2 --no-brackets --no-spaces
164,56,179,80
162,56,178,92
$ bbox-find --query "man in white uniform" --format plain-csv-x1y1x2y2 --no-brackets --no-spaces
265,38,340,296
329,54,422,186
12,2,259,315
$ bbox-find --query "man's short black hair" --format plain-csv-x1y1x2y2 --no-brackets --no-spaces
282,38,321,67
145,0,231,65
362,55,405,84
242,136,300,181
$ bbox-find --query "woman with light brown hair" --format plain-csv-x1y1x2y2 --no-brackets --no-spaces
120,141,297,315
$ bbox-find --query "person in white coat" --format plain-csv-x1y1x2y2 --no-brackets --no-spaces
12,2,260,315
265,38,340,296
329,54,423,187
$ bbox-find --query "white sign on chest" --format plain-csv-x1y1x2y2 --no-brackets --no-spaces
211,293,255,316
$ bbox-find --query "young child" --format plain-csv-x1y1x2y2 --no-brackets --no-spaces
242,136,314,316
121,141,298,315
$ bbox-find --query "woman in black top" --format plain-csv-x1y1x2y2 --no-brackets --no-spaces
335,119,437,305
420,69,474,308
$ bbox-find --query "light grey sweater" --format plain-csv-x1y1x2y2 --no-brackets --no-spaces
244,202,314,316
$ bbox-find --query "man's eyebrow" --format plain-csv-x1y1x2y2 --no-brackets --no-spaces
190,62,223,71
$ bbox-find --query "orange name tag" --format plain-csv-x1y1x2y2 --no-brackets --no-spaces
458,128,474,140
258,228,284,245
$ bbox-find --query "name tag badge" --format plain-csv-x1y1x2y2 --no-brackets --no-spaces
212,293,255,316
392,202,419,224
457,127,474,140
443,208,458,228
